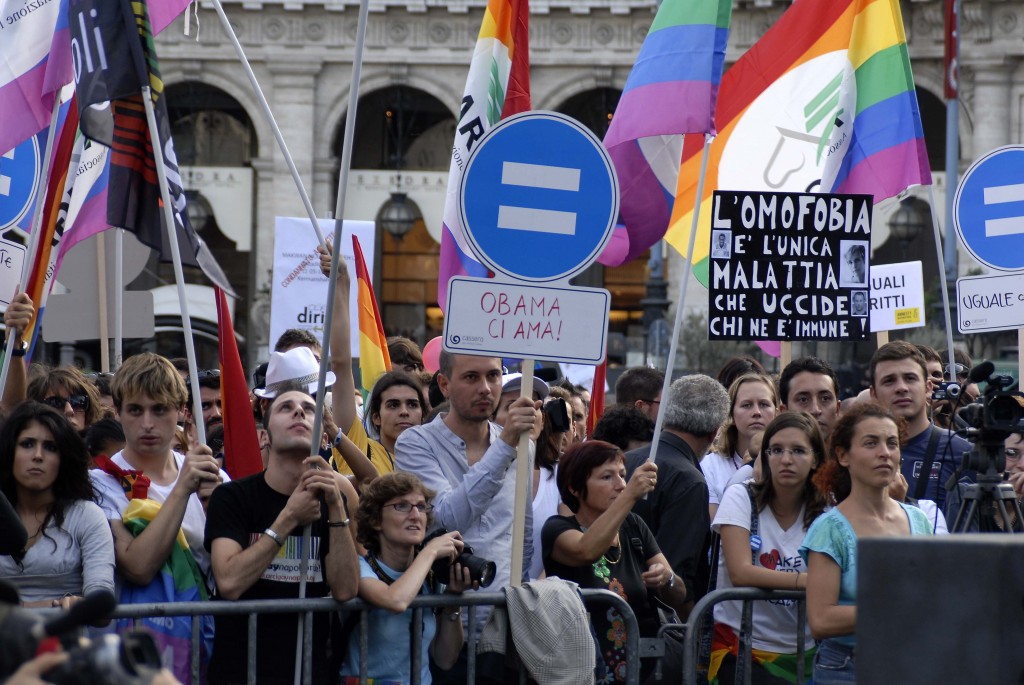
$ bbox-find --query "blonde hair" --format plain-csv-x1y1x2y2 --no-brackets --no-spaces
710,373,780,458
111,353,187,410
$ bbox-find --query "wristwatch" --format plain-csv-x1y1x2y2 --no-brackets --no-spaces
9,340,26,357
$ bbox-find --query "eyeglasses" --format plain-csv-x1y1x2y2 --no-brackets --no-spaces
767,446,810,458
42,394,90,412
384,502,434,514
943,364,968,381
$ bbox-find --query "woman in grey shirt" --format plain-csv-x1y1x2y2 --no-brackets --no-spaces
0,402,114,608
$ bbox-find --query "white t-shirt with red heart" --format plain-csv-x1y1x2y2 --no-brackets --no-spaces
710,482,815,653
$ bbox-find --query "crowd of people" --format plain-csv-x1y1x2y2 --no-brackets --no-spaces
0,247,1012,685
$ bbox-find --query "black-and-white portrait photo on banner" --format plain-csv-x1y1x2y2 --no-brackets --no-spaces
711,230,732,259
840,240,869,286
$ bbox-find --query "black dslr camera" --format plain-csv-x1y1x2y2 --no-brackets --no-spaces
423,528,496,587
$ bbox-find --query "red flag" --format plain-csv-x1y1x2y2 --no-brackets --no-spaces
586,360,606,438
216,287,262,479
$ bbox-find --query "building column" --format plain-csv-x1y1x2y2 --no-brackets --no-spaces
265,58,322,220
248,155,277,368
969,61,1013,159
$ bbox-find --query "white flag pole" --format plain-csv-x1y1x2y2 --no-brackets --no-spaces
139,87,207,447
97,231,110,372
0,98,62,396
209,0,325,248
294,0,371,680
647,134,713,467
927,185,959,380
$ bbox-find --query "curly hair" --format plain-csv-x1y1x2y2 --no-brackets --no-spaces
752,412,827,529
814,402,906,504
0,402,95,557
356,472,436,555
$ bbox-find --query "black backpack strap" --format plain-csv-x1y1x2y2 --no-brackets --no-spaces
745,483,759,565
914,426,942,501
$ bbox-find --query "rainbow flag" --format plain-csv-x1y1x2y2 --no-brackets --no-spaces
352,235,391,396
599,0,731,267
437,0,530,310
0,0,73,157
666,0,931,287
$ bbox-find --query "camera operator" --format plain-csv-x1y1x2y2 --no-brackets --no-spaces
1004,432,1024,499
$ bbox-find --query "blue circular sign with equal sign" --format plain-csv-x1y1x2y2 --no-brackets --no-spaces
954,145,1024,272
0,135,41,231
459,111,618,282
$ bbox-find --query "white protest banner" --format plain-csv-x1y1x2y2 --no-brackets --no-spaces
444,277,610,364
270,218,375,357
708,190,873,341
0,237,27,306
868,261,925,332
957,273,1024,333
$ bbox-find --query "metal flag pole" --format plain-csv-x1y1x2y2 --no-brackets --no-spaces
294,0,371,680
647,134,713,467
943,0,961,282
140,88,207,447
209,0,326,248
0,99,62,396
927,185,959,382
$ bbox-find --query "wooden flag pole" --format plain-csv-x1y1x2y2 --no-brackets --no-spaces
140,87,207,447
97,231,110,372
647,134,713,468
876,330,889,348
210,0,326,249
510,361,534,587
114,229,124,369
0,99,62,396
780,342,793,371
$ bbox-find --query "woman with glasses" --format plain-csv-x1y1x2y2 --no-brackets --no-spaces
709,413,827,684
800,403,933,684
704,374,781,519
340,472,469,684
0,402,114,608
27,366,102,432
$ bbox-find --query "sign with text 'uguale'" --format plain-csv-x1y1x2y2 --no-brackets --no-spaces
708,190,873,341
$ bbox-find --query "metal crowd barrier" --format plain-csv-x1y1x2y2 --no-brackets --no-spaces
675,588,809,685
112,587,642,685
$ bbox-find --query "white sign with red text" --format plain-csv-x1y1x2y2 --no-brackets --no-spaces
444,277,610,363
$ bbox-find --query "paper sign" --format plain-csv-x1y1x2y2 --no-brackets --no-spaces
443,277,609,364
957,273,1024,333
708,190,873,341
868,261,925,332
0,237,27,307
270,218,375,357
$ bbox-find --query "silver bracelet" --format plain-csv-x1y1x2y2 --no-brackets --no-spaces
263,528,285,547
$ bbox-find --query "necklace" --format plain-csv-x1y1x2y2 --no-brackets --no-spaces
593,545,621,584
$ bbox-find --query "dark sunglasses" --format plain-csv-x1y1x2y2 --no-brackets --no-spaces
42,394,90,412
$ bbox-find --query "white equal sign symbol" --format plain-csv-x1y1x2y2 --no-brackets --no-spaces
983,182,1024,237
0,149,14,197
497,161,581,235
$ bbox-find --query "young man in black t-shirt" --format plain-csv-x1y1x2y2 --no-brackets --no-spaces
205,386,360,684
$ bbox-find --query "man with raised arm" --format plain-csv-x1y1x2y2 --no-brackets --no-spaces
205,383,360,684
